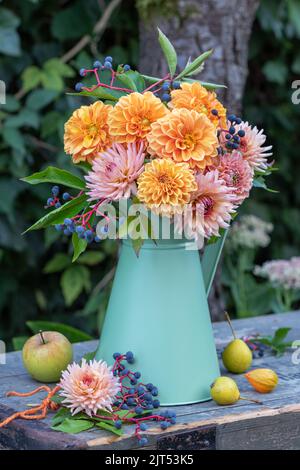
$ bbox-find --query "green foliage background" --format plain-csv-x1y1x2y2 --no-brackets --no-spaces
0,0,299,347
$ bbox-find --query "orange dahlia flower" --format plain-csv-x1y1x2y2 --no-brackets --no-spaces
64,101,112,164
137,158,197,216
108,92,168,144
170,82,226,128
147,108,219,171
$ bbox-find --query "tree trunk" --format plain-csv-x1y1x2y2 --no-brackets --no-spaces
139,0,259,320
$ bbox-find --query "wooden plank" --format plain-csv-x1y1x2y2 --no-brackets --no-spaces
0,312,299,450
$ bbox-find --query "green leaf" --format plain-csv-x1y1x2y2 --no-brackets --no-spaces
69,86,125,102
26,320,93,342
61,265,90,306
176,50,213,80
253,176,278,193
2,127,25,153
21,66,42,92
21,166,86,190
131,237,144,257
23,194,88,234
26,89,59,111
51,407,72,427
182,78,226,90
82,350,96,362
95,421,123,436
72,233,88,262
157,28,177,77
5,109,39,129
287,0,300,36
43,253,71,273
0,28,21,57
40,70,64,91
273,327,291,346
44,58,75,78
52,418,94,434
78,251,105,266
12,336,29,351
262,61,288,85
0,7,20,29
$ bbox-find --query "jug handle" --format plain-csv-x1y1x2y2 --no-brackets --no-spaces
201,229,228,298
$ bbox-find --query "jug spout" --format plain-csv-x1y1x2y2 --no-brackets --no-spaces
201,229,228,297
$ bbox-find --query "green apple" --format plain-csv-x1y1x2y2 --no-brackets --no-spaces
22,331,73,383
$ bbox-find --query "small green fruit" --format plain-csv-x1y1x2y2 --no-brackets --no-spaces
222,339,252,374
210,376,240,405
22,331,73,383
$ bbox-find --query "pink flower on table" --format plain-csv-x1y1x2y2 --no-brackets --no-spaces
176,170,236,241
215,151,254,205
59,359,120,416
85,142,145,201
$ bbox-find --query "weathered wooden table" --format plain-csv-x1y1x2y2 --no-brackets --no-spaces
1,312,300,450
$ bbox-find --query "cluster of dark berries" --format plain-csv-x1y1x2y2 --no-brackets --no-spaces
244,337,268,358
46,185,71,209
55,218,103,244
109,351,177,446
75,56,131,92
223,114,245,151
158,80,181,103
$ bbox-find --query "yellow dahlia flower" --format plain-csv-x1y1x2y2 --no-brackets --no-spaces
64,101,112,164
137,158,197,216
171,82,226,128
147,108,219,171
108,91,168,144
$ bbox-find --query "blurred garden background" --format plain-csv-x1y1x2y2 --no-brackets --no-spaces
0,0,300,349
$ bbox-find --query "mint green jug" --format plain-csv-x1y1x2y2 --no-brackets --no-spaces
95,232,227,405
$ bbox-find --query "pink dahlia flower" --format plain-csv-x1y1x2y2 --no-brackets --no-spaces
236,121,272,171
215,151,254,204
59,359,120,416
85,142,145,201
176,170,236,240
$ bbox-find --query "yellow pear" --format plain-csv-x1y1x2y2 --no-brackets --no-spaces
222,312,252,374
210,376,240,405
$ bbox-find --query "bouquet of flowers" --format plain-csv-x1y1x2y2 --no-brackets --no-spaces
23,29,274,257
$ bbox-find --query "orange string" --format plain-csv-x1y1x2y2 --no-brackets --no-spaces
0,385,61,428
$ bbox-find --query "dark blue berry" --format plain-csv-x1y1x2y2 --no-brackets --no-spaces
121,403,129,410
232,142,239,149
130,378,137,385
93,61,102,69
144,393,152,401
94,236,101,243
146,383,154,391
113,352,121,360
173,81,181,89
139,437,148,446
64,218,73,226
162,82,170,91
153,399,160,408
105,56,113,63
226,142,233,149
151,387,158,396
76,226,84,234
160,422,168,430
115,420,122,429
47,198,54,206
145,404,153,410
55,202,61,209
85,230,94,243
211,109,219,116
51,185,60,197
140,423,147,431
120,368,129,376
170,417,176,424
233,135,240,143
258,350,264,357
225,133,232,140
64,228,72,236
124,64,131,71
137,386,144,395
229,126,235,135
126,351,134,363
135,406,143,414
104,61,112,68
127,397,135,406
235,117,242,124
79,68,86,77
228,114,236,122
238,129,245,137
162,93,171,102
75,82,84,92
134,372,141,379
62,192,70,201
55,224,63,231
